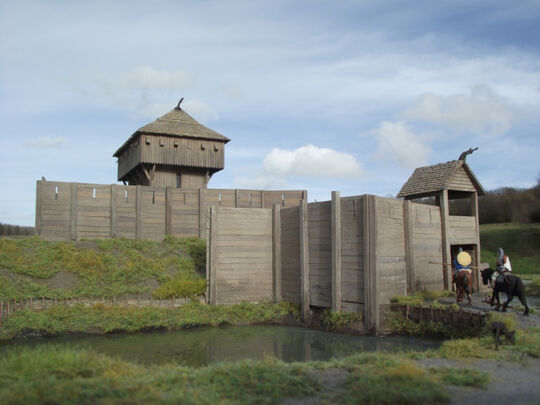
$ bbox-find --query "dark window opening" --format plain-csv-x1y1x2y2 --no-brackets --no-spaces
176,173,182,188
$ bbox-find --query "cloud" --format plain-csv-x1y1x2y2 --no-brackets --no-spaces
182,100,219,123
262,145,363,178
87,66,196,118
375,121,430,169
24,136,67,149
233,173,290,190
402,85,514,135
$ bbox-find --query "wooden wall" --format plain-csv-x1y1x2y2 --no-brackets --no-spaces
407,202,443,291
340,196,365,312
308,202,332,307
36,181,306,242
280,206,301,304
206,207,274,305
373,197,407,305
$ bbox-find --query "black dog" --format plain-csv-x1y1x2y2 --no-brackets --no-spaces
491,321,515,350
480,268,529,316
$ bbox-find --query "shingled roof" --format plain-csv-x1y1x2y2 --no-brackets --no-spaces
114,106,230,157
397,160,485,198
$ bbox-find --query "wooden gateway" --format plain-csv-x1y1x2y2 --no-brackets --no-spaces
397,158,486,290
113,99,230,189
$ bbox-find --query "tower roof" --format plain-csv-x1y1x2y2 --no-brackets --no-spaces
397,160,485,198
114,105,230,157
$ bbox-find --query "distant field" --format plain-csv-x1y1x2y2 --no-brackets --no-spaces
480,223,540,275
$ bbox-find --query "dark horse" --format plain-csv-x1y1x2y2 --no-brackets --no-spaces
481,268,529,316
455,269,473,304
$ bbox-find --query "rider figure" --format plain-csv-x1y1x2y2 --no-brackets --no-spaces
494,247,511,284
452,247,470,283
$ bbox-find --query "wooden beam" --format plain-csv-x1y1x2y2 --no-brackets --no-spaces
403,199,415,294
273,204,282,302
331,191,342,312
299,200,310,322
70,183,78,241
207,205,218,305
110,184,117,238
35,181,42,237
471,191,481,288
439,189,451,290
363,195,378,331
199,188,206,238
136,185,142,239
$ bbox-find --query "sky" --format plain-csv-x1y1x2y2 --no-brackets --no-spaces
1,0,539,226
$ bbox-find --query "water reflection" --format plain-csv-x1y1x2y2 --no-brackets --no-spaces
0,325,441,367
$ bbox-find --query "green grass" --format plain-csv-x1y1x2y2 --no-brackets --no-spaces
0,346,320,405
0,345,496,405
0,301,298,340
480,223,540,274
0,236,206,299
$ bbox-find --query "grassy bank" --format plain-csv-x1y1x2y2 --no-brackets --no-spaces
0,301,300,341
480,223,540,274
0,236,206,300
0,344,493,405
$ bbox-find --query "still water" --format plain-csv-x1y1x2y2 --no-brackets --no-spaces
0,325,441,367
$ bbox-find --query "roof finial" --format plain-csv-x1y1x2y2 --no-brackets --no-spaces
176,98,184,110
458,147,478,162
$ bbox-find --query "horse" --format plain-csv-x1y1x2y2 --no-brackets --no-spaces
480,268,529,316
455,269,473,304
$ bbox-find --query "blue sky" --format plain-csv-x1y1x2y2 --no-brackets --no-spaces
1,0,539,226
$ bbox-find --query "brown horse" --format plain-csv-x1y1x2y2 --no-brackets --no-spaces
455,269,473,304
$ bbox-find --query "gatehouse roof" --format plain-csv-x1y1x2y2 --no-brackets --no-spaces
397,160,485,199
114,105,229,157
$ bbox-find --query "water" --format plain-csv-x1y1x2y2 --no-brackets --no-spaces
0,325,440,367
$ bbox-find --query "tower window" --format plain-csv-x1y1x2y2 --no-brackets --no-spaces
176,173,181,188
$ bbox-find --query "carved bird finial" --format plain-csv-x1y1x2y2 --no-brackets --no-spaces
176,98,184,110
458,147,478,161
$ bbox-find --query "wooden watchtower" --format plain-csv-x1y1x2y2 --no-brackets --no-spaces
113,99,230,188
398,159,485,290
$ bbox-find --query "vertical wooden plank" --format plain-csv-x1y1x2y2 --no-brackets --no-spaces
331,191,342,311
199,188,206,238
207,205,217,305
439,190,450,290
471,191,480,288
70,183,78,241
273,204,282,302
363,195,378,331
136,185,142,239
261,190,265,208
110,184,117,238
299,200,310,322
35,181,42,237
403,200,414,294
235,189,240,208
165,187,172,235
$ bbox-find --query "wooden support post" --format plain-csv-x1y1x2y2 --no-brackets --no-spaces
136,185,142,239
403,200,415,294
471,191,481,289
272,204,282,302
70,183,78,241
35,181,42,237
299,200,310,322
439,190,451,290
199,188,206,238
165,187,172,235
110,184,117,238
235,189,240,208
261,190,265,208
331,191,342,312
207,205,218,305
363,195,378,331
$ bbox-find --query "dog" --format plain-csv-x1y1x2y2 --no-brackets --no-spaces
491,321,515,350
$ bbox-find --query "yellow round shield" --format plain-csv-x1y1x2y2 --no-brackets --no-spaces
457,251,472,266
